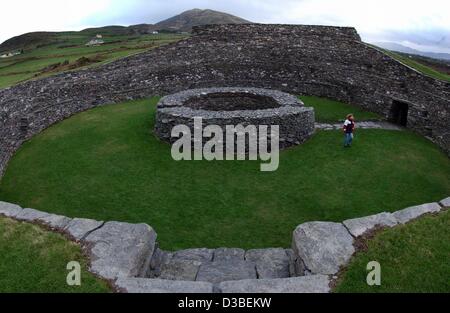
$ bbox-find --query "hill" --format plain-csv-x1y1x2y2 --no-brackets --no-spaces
0,32,58,53
0,9,250,53
373,42,450,61
154,8,250,32
0,31,187,89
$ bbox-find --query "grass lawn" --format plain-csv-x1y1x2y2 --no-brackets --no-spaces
335,210,450,293
0,97,448,250
300,96,383,123
0,216,111,293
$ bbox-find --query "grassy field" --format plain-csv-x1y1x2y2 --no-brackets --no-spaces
335,210,450,293
0,31,186,89
300,96,383,122
0,216,111,293
382,50,450,82
0,97,448,250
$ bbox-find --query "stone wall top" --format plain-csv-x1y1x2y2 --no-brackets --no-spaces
192,23,362,41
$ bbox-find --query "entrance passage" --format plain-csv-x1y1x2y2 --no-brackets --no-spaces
390,100,409,126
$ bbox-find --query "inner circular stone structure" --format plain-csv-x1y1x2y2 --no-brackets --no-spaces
154,87,315,150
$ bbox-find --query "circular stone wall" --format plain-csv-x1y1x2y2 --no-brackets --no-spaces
154,87,315,150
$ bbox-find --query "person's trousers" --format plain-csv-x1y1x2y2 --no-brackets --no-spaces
344,133,353,146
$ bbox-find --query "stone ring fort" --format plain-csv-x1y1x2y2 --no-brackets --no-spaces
1,24,449,175
154,87,315,149
0,23,449,293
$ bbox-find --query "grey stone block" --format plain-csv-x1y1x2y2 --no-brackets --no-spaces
214,248,245,262
285,249,298,277
245,248,290,279
196,261,257,284
439,197,450,208
36,213,72,229
15,208,50,222
218,275,331,293
84,221,157,280
292,222,355,275
116,278,214,293
148,248,173,278
343,212,398,237
173,248,214,262
64,218,104,240
285,249,308,276
159,258,201,281
393,202,441,224
0,201,22,218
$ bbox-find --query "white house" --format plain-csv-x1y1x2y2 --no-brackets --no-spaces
86,37,104,46
0,51,21,58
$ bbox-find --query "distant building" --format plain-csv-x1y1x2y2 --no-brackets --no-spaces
86,36,105,46
0,51,22,58
152,31,159,35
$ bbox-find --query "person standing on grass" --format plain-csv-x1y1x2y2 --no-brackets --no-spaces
343,114,355,147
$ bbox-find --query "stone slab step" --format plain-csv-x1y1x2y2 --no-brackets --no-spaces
292,222,355,275
196,260,257,284
0,201,22,218
393,202,441,224
343,212,398,237
245,248,290,279
218,275,331,293
116,278,214,293
83,221,157,280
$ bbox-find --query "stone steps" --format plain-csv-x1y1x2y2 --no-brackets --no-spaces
148,247,294,284
0,196,448,293
115,275,331,293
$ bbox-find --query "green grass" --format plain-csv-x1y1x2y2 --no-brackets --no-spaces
0,33,186,89
0,97,448,250
383,50,450,82
300,96,383,123
0,216,111,293
335,210,450,293
0,72,35,88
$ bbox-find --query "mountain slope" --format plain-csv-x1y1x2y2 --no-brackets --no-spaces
0,32,57,53
373,42,450,61
0,9,250,52
154,8,250,32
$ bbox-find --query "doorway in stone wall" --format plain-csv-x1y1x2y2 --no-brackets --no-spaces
389,100,409,126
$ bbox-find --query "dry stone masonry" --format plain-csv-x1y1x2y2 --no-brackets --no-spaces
155,87,315,150
148,247,293,285
0,197,448,293
0,23,449,293
1,24,449,178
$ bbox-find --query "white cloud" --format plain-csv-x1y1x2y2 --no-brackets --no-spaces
272,0,450,52
0,0,111,42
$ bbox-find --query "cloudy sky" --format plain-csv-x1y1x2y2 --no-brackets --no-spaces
1,0,449,53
